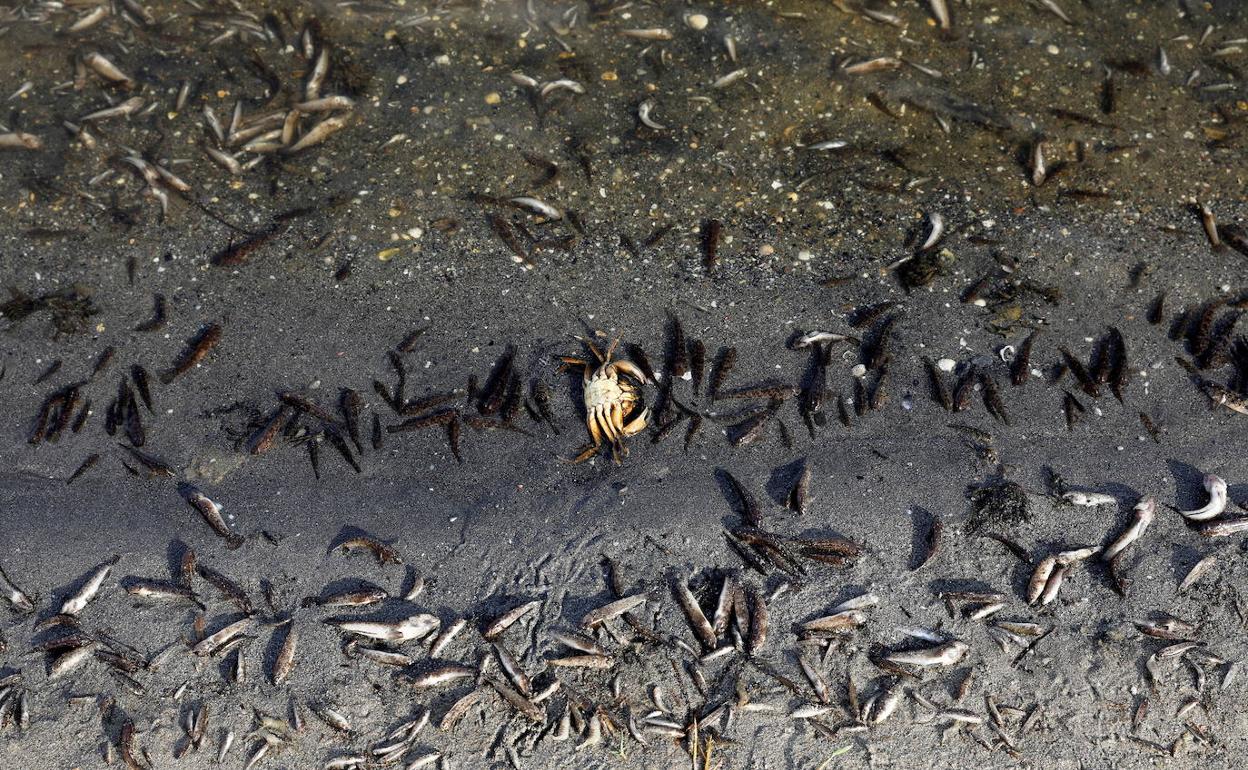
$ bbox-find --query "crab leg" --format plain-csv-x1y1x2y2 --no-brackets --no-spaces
587,407,605,447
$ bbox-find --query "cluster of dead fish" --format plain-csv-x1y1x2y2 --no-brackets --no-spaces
198,17,356,174
4,453,1248,766
245,335,549,475
5,7,356,225
25,322,222,485
1164,289,1248,420
716,466,864,578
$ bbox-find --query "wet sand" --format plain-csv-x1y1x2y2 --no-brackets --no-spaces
1,1,1248,768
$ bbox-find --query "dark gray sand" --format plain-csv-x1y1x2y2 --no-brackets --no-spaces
2,1,1248,768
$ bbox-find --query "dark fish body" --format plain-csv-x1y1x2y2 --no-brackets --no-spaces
340,389,363,450
1012,331,1037,386
709,346,736,400
1059,347,1098,397
689,339,705,395
701,219,722,270
160,323,222,384
182,486,244,549
668,312,688,379
923,357,952,410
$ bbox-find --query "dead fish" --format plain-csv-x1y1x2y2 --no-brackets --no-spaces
310,703,353,734
249,406,293,455
271,626,297,685
637,98,665,130
405,664,476,689
429,618,467,657
1203,381,1248,416
509,197,563,220
488,677,545,723
717,469,761,526
1200,203,1222,249
60,556,119,616
352,646,413,668
747,586,768,654
1103,496,1155,560
1063,491,1116,507
922,357,953,411
0,132,42,150
1029,138,1047,186
328,614,439,643
1178,555,1218,593
1057,545,1100,565
160,323,222,383
800,610,866,634
493,642,531,694
335,535,401,564
1039,0,1073,24
295,95,355,113
49,643,97,678
182,486,244,549
1026,556,1058,605
1180,474,1228,521
1199,518,1248,537
1059,347,1098,397
620,28,673,41
192,618,258,656
0,564,34,613
83,52,134,86
673,577,717,650
548,654,613,669
68,4,110,33
580,594,647,627
844,57,901,75
125,579,204,609
786,460,811,515
483,599,540,639
1012,330,1038,386
886,641,968,668
864,680,903,724
306,588,388,608
549,629,610,657
80,96,144,122
286,115,350,153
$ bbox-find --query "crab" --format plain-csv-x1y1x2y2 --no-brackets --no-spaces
559,336,651,463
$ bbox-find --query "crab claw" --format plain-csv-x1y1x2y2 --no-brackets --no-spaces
621,407,650,437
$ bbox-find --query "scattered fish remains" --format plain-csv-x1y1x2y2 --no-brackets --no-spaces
0,462,1243,766
1,0,1246,766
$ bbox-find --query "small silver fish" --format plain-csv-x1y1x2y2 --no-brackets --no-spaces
509,196,563,220
83,52,134,86
0,565,34,612
286,115,350,153
60,557,118,616
80,96,145,122
1180,474,1227,521
1103,496,1155,560
1063,491,1116,507
885,640,968,667
192,618,258,656
328,614,439,643
620,28,673,41
0,132,42,150
405,663,476,689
